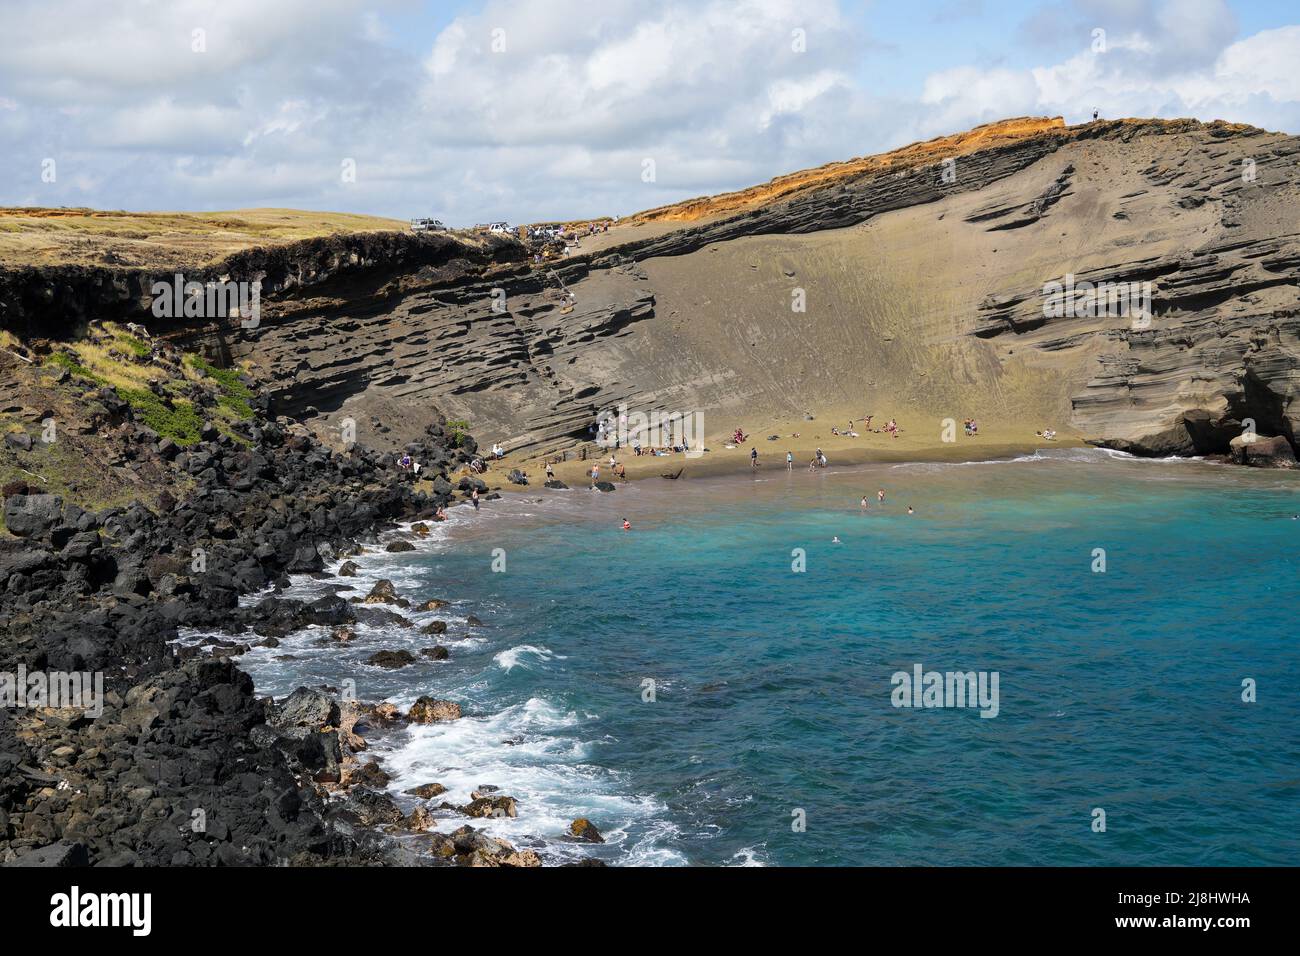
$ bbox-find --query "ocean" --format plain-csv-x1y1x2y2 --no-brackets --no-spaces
227,448,1300,866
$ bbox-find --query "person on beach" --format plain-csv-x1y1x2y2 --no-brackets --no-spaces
591,463,600,481
786,451,794,470
750,447,759,468
545,462,554,480
471,488,480,511
615,461,627,482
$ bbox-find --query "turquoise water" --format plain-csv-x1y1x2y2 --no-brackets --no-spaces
236,449,1300,866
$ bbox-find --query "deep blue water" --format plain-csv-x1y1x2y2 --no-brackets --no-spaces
234,449,1300,865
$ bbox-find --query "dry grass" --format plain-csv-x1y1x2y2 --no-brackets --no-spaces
628,117,1069,225
0,206,407,270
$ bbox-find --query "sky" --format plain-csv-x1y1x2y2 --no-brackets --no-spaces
1,0,1297,224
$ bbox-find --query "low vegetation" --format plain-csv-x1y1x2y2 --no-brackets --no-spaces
36,324,255,445
446,418,472,448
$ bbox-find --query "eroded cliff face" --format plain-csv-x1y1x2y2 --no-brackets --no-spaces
6,117,1298,460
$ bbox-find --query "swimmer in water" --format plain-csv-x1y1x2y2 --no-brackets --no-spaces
877,488,885,503
861,496,869,508
832,536,841,544
622,518,631,531
907,506,914,515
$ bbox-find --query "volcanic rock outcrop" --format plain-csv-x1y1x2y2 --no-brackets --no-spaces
4,116,1298,460
238,117,1300,460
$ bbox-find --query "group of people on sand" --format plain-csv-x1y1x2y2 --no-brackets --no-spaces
632,439,687,456
588,458,628,484
801,414,901,439
1036,428,1058,441
963,418,979,437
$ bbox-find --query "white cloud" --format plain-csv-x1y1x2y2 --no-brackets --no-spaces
0,0,1295,223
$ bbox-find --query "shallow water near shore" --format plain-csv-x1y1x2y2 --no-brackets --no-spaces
234,448,1300,865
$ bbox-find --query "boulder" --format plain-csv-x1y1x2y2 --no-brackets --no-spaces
568,818,605,843
4,431,33,452
421,646,449,660
2,494,64,538
270,687,340,730
543,479,568,489
405,805,435,832
347,789,404,827
1229,433,1297,468
386,540,416,553
420,620,447,635
2,841,90,867
363,579,409,607
366,650,417,669
338,560,359,576
343,761,390,789
500,849,542,867
404,782,448,799
461,795,518,819
408,697,462,723
352,606,413,629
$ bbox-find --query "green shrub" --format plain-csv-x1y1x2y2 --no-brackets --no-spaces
46,352,104,384
114,334,152,358
217,391,254,420
445,418,472,447
187,354,255,421
119,388,203,445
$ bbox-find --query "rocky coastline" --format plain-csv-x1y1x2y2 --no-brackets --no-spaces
0,330,587,867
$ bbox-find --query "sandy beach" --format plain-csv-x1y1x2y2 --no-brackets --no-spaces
504,416,1084,489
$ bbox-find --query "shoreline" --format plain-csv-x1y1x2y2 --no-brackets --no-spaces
512,428,1090,490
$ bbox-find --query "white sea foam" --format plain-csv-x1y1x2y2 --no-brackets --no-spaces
374,695,684,865
224,499,680,866
494,644,563,672
729,845,769,867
